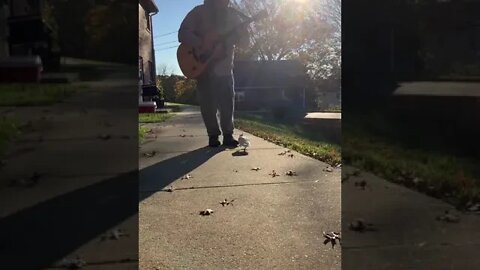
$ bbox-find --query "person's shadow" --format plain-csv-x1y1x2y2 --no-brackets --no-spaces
139,146,222,201
0,171,138,269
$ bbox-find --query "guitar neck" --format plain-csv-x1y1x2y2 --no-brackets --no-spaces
216,12,261,44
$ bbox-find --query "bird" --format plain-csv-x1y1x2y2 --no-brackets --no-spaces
238,134,250,152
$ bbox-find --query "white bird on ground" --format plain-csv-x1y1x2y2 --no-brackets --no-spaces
238,134,250,152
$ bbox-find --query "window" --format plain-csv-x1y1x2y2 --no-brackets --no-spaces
148,60,155,83
139,56,144,84
145,10,151,31
235,91,245,102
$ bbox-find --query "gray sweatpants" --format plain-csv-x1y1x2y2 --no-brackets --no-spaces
196,73,235,137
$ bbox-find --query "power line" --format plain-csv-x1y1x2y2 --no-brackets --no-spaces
155,40,178,47
154,31,178,38
155,45,179,51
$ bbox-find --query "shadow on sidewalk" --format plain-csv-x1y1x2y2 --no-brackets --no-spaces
0,171,138,269
139,146,222,201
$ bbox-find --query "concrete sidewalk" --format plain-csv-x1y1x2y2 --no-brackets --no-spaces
342,166,480,269
139,106,341,269
0,64,139,269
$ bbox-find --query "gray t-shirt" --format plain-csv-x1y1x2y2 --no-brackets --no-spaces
178,5,247,77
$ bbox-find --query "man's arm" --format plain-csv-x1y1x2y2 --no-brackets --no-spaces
235,24,250,49
178,7,202,48
226,9,250,49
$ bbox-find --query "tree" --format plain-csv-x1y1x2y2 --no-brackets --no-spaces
157,75,184,102
84,0,137,64
232,0,332,61
175,79,198,105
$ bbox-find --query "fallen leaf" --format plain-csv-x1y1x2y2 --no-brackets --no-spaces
436,211,460,223
10,172,42,187
181,174,193,180
98,134,111,140
323,231,341,248
199,209,214,216
269,170,280,177
285,170,297,176
102,229,128,241
349,219,376,232
323,167,333,172
220,199,235,206
143,151,157,158
251,167,261,171
354,180,368,190
413,177,423,185
59,256,87,269
468,203,480,212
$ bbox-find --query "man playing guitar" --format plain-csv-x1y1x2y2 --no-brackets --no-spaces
178,0,250,147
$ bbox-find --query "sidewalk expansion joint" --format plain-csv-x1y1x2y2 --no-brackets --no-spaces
49,258,138,269
343,242,480,250
140,179,319,194
139,147,287,155
17,136,133,143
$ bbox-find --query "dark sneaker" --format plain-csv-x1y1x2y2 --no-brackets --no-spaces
209,136,221,147
223,135,239,147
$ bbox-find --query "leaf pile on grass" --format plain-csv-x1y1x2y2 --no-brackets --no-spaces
343,120,480,208
139,113,173,123
234,117,341,166
0,116,19,156
0,84,81,106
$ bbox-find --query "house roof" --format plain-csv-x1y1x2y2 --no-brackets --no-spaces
140,0,158,13
233,60,307,89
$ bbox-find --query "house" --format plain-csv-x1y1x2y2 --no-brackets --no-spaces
0,2,9,58
6,0,60,70
233,60,307,116
415,0,480,78
316,87,341,111
344,0,480,90
139,0,161,106
139,0,158,87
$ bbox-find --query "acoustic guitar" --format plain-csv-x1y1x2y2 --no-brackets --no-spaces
177,10,268,79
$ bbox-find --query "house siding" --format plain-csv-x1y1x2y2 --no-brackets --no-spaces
0,3,9,58
138,1,157,86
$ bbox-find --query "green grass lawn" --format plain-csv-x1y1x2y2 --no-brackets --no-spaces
139,113,173,123
343,113,480,207
0,84,83,106
164,102,186,112
139,112,176,143
138,125,150,143
234,114,341,166
0,116,19,156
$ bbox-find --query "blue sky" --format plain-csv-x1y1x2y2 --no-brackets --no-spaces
152,0,203,75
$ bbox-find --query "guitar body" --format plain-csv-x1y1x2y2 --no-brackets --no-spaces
177,10,268,79
177,31,220,79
